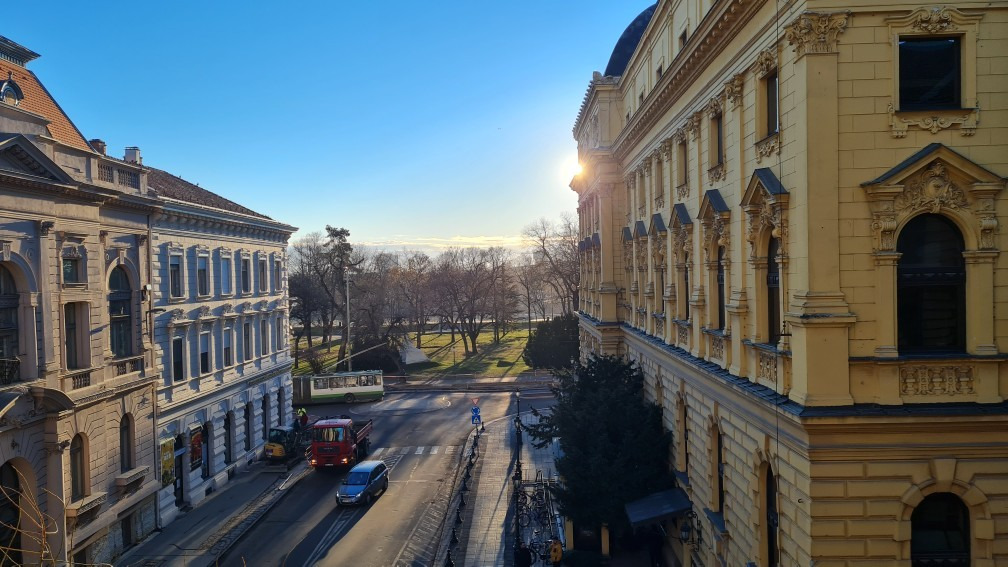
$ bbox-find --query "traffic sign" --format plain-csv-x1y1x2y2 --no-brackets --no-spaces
471,397,479,406
471,406,481,415
471,414,482,425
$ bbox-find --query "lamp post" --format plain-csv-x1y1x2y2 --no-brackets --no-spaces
345,266,351,372
515,389,522,447
513,389,523,485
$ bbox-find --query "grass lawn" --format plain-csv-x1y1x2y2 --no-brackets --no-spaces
290,327,540,378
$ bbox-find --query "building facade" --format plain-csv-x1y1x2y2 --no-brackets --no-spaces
572,2,1007,566
146,164,295,528
0,38,160,564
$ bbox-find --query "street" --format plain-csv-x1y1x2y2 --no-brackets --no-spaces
220,388,554,566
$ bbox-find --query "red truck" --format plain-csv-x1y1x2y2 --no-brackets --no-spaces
308,416,373,469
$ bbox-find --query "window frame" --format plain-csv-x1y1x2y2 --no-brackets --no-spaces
243,322,252,362
220,255,233,296
240,258,251,294
108,266,133,359
199,331,211,375
222,326,234,367
172,336,185,382
63,302,89,370
70,434,87,501
169,253,184,299
258,258,268,293
119,415,134,474
196,253,210,297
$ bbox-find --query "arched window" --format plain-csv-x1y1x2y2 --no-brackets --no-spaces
0,462,22,566
716,246,726,330
109,266,132,358
766,237,781,345
70,434,86,501
715,430,725,513
765,468,778,566
244,403,252,452
119,415,134,473
897,214,966,353
0,266,18,385
911,493,970,566
683,254,691,321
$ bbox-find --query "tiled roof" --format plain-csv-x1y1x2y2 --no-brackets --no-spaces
0,59,92,152
146,167,271,220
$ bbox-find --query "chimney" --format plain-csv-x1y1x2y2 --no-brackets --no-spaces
124,146,142,164
89,139,106,155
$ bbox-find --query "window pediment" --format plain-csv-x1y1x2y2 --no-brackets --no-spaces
861,143,1005,251
742,169,789,261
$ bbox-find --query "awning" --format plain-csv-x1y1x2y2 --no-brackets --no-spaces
625,487,691,528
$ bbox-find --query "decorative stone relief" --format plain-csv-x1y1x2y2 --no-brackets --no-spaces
636,239,647,271
710,335,724,360
652,236,666,270
37,220,54,236
705,94,724,118
170,308,186,322
623,242,633,272
900,365,974,396
755,133,780,163
677,182,690,201
911,6,957,33
757,351,778,383
893,161,967,214
198,305,211,318
888,102,978,138
745,192,788,261
785,11,850,57
685,113,701,141
708,163,726,184
754,48,777,76
724,74,744,109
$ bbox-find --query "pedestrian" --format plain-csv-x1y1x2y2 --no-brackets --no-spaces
298,407,308,427
515,541,533,567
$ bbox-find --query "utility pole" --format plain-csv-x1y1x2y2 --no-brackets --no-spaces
345,266,352,371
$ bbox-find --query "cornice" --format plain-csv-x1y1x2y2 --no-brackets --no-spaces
613,0,769,162
157,202,296,243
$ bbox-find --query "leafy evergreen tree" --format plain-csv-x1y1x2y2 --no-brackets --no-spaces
522,313,579,371
525,354,671,534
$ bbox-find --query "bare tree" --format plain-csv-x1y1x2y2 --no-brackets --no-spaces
524,214,580,315
394,251,434,348
487,247,518,342
514,254,548,333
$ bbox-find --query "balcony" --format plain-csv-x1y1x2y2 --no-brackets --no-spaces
113,355,144,377
0,358,20,385
63,369,93,391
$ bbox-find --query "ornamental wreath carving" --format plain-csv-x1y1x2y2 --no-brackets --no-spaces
893,161,967,214
911,6,956,33
724,74,744,109
785,11,850,57
899,365,974,396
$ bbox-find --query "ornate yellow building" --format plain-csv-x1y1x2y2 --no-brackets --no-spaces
572,1,1008,565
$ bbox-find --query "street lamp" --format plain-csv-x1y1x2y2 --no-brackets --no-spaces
679,510,702,547
514,389,522,446
344,266,351,372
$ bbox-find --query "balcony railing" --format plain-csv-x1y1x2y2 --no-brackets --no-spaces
67,369,92,390
113,355,144,377
0,358,20,385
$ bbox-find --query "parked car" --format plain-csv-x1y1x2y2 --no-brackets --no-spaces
336,460,389,506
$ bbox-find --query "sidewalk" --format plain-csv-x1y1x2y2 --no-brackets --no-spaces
118,460,309,567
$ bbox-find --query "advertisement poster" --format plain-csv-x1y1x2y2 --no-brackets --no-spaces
190,429,203,472
160,438,175,488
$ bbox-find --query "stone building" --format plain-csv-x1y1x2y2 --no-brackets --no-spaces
0,37,160,564
146,164,295,527
572,2,1007,566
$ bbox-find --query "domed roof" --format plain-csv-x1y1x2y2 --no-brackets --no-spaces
604,3,658,77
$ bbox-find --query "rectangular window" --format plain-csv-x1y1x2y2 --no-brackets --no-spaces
64,303,80,369
899,37,961,110
656,65,663,80
258,259,267,292
221,257,232,295
62,258,80,284
199,332,210,374
172,337,184,381
677,140,688,187
711,112,724,166
241,259,251,293
275,317,283,351
243,322,251,362
260,320,268,356
273,260,281,292
197,256,209,296
765,70,779,137
679,31,688,50
223,328,233,367
169,255,183,298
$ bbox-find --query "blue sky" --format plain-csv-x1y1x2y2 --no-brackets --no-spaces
9,2,648,250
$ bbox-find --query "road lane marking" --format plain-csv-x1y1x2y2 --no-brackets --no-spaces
430,446,439,454
415,446,425,454
371,447,386,458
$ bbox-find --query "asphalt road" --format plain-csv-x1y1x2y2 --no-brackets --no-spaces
220,389,553,567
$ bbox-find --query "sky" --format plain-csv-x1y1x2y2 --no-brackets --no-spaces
8,2,649,253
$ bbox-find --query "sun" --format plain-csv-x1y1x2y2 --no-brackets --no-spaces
561,156,583,182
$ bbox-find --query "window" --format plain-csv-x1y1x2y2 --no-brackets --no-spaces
711,112,724,166
172,336,185,381
109,266,132,358
677,139,688,188
201,422,211,479
897,214,965,353
899,37,960,110
716,247,726,330
767,237,781,345
765,468,778,566
241,259,251,294
199,332,210,374
716,431,725,513
223,327,233,367
639,91,645,105
683,255,690,321
258,259,267,293
656,64,663,80
169,254,183,298
0,462,22,565
260,319,268,356
763,70,779,138
64,303,85,370
62,257,80,284
120,415,134,473
70,434,86,501
273,260,282,292
275,317,283,351
243,322,252,362
679,31,687,50
0,265,20,383
244,403,252,452
197,255,209,296
224,411,234,464
221,257,233,295
121,515,134,548
911,493,969,566
261,395,270,440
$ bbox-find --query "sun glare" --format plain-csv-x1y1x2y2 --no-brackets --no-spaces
561,156,583,182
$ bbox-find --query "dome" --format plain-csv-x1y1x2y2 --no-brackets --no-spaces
603,3,658,77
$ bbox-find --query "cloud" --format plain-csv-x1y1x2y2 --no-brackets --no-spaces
356,234,530,253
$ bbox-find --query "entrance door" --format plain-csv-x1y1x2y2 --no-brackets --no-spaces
174,435,185,507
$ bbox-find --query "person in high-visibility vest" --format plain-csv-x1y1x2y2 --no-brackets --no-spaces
548,539,563,565
297,407,308,427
